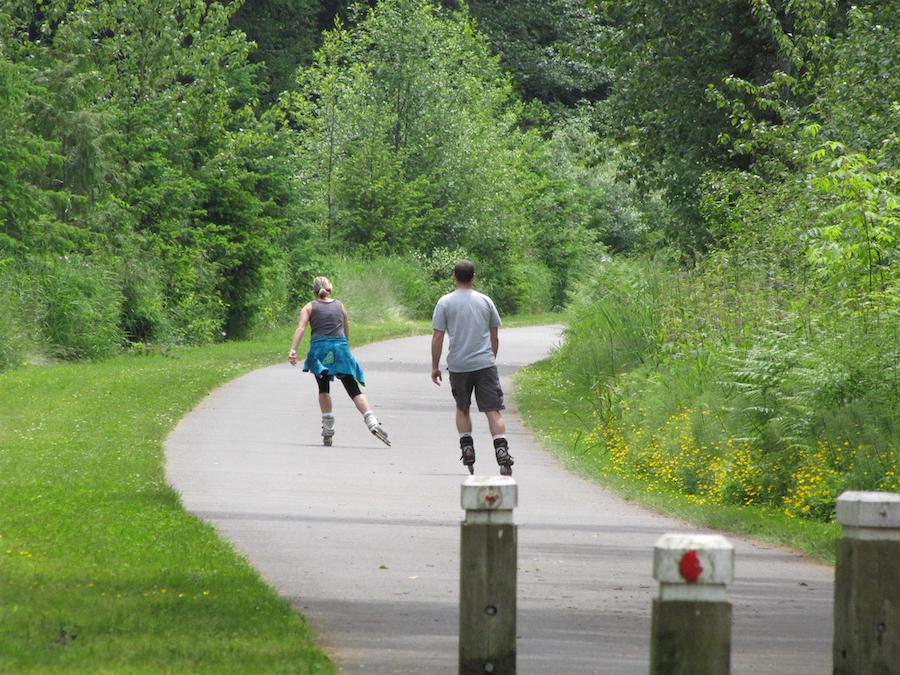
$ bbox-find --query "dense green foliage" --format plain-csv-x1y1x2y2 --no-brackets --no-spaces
1,0,305,363
229,0,322,103
0,0,604,371
230,0,378,104
280,0,598,312
462,0,611,106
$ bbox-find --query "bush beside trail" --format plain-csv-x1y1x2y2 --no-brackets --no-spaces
520,258,898,528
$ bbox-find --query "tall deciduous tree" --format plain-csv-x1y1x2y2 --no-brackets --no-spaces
290,1,521,250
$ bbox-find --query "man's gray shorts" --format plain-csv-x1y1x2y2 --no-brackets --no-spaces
449,366,505,412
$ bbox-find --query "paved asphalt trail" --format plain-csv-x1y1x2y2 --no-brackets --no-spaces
166,326,834,674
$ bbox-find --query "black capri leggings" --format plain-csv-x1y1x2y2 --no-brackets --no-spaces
316,373,362,399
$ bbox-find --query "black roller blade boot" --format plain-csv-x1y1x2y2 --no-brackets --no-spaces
494,438,514,476
459,435,475,475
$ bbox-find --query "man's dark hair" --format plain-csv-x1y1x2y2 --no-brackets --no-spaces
453,259,475,283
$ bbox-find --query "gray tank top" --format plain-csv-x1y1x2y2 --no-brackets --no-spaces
310,300,345,338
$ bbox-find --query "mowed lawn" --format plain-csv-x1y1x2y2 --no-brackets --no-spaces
0,322,424,673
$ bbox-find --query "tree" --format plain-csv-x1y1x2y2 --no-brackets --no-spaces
598,0,807,250
0,55,57,254
1,0,303,342
289,0,523,253
229,0,322,103
282,0,602,310
462,0,612,106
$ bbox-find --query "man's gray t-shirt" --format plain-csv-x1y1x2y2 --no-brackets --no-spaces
432,289,501,373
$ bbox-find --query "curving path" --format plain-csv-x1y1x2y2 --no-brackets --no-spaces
166,326,834,674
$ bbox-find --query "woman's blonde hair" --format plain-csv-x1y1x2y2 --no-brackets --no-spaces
312,276,333,299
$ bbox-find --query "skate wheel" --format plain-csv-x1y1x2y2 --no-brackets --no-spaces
467,464,475,475
371,428,391,446
499,465,512,476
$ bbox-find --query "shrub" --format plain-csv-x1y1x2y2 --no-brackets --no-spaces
119,256,170,344
30,256,124,360
511,257,554,314
164,254,227,345
249,255,295,334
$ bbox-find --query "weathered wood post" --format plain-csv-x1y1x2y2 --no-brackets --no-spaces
833,490,899,675
650,533,734,675
459,476,517,675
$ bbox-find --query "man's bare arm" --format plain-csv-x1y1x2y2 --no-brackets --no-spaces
431,329,445,384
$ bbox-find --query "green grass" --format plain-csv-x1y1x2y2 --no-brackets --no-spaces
514,359,840,563
0,318,426,673
500,311,565,328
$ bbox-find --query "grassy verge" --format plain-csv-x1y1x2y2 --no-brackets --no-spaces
514,359,840,563
500,311,564,328
0,318,426,673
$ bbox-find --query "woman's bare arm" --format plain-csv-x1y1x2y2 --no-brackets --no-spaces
288,303,312,364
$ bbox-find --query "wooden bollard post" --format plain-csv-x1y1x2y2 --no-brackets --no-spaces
833,490,899,674
650,533,734,675
459,476,517,675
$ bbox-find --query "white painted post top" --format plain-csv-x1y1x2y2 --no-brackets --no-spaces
836,491,900,537
461,476,517,524
461,476,517,511
653,534,734,601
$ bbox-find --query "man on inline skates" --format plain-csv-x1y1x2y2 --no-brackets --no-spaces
430,260,513,475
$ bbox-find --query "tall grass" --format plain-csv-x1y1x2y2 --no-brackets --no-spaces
530,256,898,527
322,255,433,323
32,256,125,359
515,359,841,561
1,256,125,366
306,253,558,323
0,262,31,370
563,259,663,388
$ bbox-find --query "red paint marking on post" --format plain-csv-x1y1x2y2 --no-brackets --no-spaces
484,495,498,505
679,550,703,583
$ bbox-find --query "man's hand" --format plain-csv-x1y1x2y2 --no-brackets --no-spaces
431,367,442,385
289,349,298,366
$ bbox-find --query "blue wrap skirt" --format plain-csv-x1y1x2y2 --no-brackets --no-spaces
303,336,366,386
